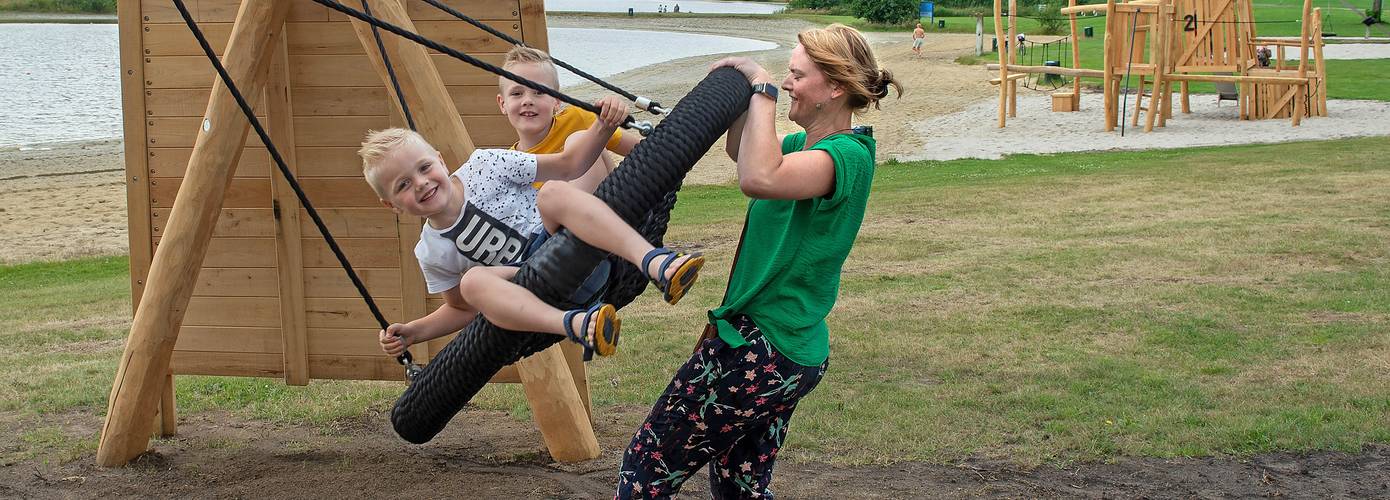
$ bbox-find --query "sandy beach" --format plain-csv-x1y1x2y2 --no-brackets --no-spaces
3,14,1388,265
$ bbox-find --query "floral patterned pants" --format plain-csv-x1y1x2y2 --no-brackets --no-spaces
616,315,828,499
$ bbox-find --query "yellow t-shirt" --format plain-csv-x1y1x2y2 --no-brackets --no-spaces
515,106,623,189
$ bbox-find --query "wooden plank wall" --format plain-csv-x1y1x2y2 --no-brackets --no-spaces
127,0,534,381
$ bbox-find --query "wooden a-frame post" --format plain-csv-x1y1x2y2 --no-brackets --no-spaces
97,0,292,467
347,0,600,462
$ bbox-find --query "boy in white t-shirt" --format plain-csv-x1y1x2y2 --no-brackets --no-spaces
360,97,702,358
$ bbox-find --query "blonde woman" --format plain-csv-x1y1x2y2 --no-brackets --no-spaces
616,24,901,499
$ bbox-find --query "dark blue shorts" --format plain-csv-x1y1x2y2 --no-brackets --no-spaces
512,229,611,306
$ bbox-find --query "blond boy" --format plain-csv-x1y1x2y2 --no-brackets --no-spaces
362,100,701,359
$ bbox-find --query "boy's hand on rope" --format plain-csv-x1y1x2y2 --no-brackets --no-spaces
594,96,627,133
380,323,415,357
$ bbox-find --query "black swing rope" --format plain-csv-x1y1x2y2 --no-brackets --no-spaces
361,0,417,131
309,0,655,135
170,0,423,376
415,0,667,115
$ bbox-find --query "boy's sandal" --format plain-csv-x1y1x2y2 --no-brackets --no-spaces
641,247,705,305
562,303,621,360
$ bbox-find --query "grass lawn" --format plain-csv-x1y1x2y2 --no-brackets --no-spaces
5,137,1389,466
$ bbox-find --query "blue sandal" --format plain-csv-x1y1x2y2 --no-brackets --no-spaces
641,248,705,305
562,303,620,360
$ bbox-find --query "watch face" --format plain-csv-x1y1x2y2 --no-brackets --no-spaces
755,83,777,101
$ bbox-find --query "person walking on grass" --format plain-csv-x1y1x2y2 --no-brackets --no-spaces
615,23,902,499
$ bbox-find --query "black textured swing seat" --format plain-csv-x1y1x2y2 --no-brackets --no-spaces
390,68,753,444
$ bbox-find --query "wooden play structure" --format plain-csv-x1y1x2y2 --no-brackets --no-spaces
102,0,602,467
989,0,1328,131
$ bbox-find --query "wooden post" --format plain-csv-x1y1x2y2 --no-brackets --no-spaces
267,26,309,385
1103,0,1117,131
348,0,473,169
976,15,985,57
1313,8,1327,116
1145,1,1169,132
1069,0,1082,106
349,0,599,462
1008,0,1018,118
157,372,176,437
515,346,600,462
118,0,163,436
97,0,292,467
1291,0,1312,126
993,0,1008,127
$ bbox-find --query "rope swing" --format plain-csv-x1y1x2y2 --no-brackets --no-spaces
173,0,753,444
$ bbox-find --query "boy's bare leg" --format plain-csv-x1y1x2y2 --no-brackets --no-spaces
459,266,601,338
537,181,693,281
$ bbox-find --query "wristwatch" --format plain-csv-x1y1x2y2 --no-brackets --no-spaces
751,82,778,102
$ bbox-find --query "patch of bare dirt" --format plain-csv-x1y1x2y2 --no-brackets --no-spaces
2,407,1387,498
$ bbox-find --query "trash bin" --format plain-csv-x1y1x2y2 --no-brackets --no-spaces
938,20,946,29
1042,60,1064,85
1084,26,1094,38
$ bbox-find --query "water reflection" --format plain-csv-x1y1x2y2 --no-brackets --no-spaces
0,23,775,148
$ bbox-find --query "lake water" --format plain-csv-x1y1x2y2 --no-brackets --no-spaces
548,0,784,14
0,23,775,148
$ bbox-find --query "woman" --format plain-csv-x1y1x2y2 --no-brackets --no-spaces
617,24,901,499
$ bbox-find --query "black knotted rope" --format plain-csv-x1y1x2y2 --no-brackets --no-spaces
415,0,665,115
171,0,419,373
391,68,753,444
309,0,653,135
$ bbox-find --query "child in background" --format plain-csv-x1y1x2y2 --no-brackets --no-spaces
500,46,642,193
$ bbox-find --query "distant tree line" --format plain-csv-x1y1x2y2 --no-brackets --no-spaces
788,0,1072,33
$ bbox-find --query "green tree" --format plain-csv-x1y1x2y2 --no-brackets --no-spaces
1035,2,1066,35
853,0,920,25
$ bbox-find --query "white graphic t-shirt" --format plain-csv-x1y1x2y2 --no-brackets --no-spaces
415,149,544,294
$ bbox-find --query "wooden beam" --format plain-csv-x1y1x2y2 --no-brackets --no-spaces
989,73,1030,84
1164,73,1311,84
267,26,310,386
98,0,292,467
1060,4,1108,14
515,345,601,462
348,0,473,170
986,64,1105,78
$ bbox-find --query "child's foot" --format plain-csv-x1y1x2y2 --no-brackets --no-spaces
641,247,705,305
563,303,621,358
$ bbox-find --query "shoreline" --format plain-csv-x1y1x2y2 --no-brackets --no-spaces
0,11,116,23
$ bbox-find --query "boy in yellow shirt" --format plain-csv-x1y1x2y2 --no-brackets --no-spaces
497,46,642,191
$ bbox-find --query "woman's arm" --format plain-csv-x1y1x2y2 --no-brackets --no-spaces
734,94,836,200
709,57,836,200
